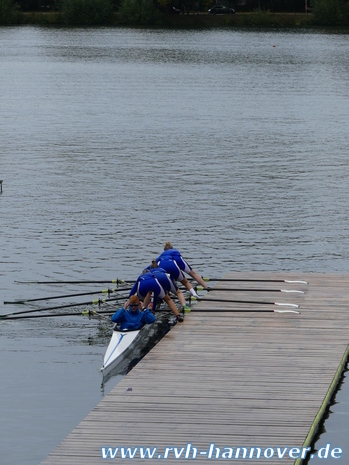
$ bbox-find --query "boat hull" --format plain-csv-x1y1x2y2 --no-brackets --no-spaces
101,328,140,376
101,312,175,379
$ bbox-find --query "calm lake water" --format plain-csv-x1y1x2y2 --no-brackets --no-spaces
1,26,349,464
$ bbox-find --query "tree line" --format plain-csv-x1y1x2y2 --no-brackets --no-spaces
1,0,349,26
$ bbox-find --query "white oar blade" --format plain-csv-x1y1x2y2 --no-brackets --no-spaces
275,302,300,308
280,290,304,294
274,309,300,314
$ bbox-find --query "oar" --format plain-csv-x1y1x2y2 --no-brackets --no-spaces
2,309,117,321
0,296,126,320
14,278,127,285
190,296,300,308
188,308,300,314
3,304,300,319
4,287,133,305
3,307,172,321
198,277,308,284
196,286,304,294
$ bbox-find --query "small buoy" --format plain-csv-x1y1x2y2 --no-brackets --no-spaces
273,44,276,47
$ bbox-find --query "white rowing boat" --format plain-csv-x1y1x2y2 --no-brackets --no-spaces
101,327,140,377
101,312,174,378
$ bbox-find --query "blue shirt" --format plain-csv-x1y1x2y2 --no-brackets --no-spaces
156,249,182,262
156,249,192,274
111,307,156,331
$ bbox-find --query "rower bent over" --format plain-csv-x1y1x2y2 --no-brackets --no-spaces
145,260,188,309
156,242,208,297
129,269,183,322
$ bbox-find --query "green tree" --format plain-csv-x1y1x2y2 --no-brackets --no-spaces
0,0,19,24
343,0,349,21
119,0,161,24
62,0,114,25
313,0,349,24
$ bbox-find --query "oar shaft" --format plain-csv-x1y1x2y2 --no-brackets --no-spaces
4,287,132,305
0,296,124,319
188,308,300,314
2,304,301,319
14,279,127,285
200,277,308,284
197,286,304,294
194,297,299,308
2,309,117,320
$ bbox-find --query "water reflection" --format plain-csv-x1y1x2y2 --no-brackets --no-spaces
305,365,349,464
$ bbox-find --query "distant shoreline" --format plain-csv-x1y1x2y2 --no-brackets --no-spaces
153,12,315,28
12,11,349,29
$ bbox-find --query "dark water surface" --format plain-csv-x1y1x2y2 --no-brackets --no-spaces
1,27,349,464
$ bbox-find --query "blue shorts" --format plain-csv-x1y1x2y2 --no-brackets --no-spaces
136,277,166,301
158,258,191,281
155,271,178,294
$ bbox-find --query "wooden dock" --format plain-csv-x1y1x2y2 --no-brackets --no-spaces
40,272,349,464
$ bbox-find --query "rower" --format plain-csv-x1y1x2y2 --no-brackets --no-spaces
144,259,188,310
129,269,184,322
156,242,207,296
111,295,155,331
